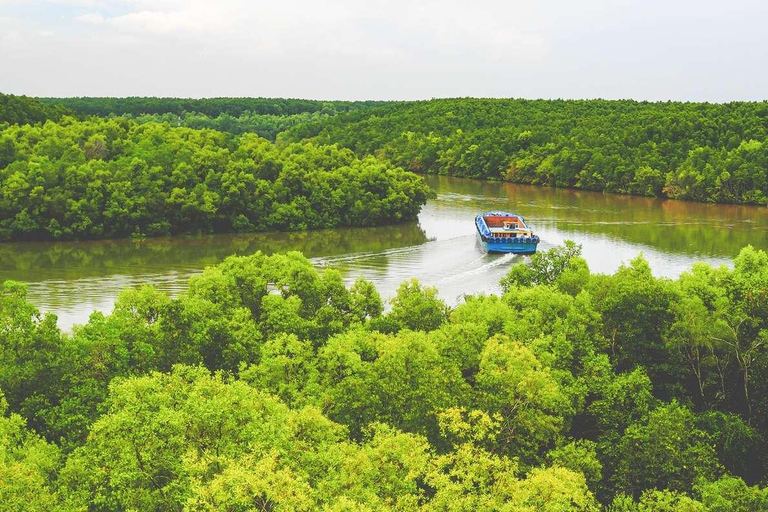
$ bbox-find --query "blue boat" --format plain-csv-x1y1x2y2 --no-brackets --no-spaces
475,211,540,254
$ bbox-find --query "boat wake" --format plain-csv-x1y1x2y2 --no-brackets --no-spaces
437,252,518,284
310,243,428,266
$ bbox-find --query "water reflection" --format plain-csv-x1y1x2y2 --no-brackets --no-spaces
1,224,429,282
2,223,429,330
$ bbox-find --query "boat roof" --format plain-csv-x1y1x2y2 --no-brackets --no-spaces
479,211,521,218
476,211,531,230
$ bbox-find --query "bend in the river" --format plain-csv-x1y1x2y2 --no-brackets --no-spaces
3,175,767,331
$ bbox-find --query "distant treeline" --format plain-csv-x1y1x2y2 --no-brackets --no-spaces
8,94,768,207
36,96,396,117
131,110,335,141
282,98,768,205
0,117,430,241
0,93,73,126
1,93,393,142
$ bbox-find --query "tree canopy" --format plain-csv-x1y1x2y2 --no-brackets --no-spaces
0,93,72,126
0,117,431,241
2,244,768,509
36,96,395,118
281,98,768,204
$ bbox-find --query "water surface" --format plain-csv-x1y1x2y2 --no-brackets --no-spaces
3,175,767,330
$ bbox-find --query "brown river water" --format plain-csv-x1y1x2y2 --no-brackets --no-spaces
2,175,767,331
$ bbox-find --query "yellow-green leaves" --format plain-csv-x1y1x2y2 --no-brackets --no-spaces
477,336,565,461
0,390,60,512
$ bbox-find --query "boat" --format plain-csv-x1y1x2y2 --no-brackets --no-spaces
475,211,540,254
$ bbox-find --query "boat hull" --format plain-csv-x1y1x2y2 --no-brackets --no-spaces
475,212,540,254
476,230,538,254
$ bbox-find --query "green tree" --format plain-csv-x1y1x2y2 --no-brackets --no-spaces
0,390,60,511
697,476,768,512
588,255,681,396
476,335,565,462
0,281,63,431
386,279,449,332
611,402,721,497
501,241,583,292
609,489,705,511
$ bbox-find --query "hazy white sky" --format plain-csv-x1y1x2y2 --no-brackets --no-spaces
1,0,767,101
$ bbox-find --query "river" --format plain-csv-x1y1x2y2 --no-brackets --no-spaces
3,175,767,331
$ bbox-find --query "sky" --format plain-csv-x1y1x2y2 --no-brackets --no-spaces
1,0,767,101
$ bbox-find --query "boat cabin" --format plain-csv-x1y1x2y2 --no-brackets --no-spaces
503,220,519,230
482,214,531,238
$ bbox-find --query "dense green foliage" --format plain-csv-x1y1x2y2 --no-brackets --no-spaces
4,93,768,507
34,97,396,142
282,98,768,204
0,117,430,241
12,96,768,210
131,110,337,141
0,93,72,126
2,245,768,509
37,96,393,118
